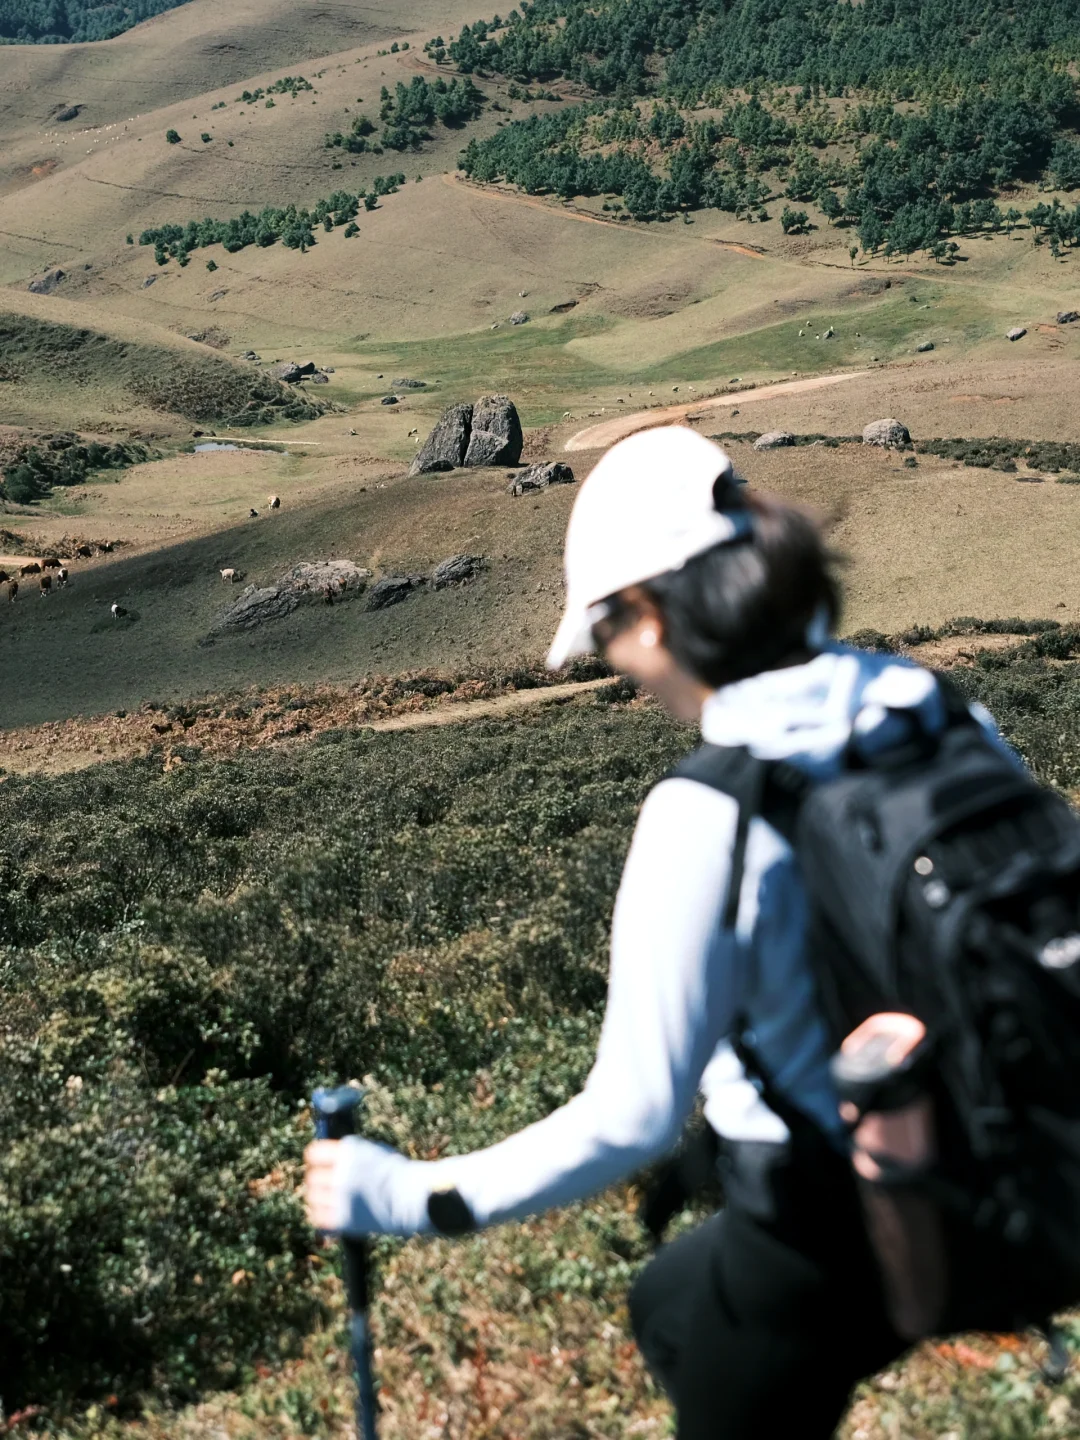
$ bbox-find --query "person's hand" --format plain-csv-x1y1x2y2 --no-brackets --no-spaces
303,1135,424,1236
304,1139,346,1231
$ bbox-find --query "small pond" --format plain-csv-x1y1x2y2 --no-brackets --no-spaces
194,442,240,453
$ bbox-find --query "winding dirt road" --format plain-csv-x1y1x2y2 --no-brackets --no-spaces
564,370,871,451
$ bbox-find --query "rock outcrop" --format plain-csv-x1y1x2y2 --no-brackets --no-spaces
410,396,523,474
392,378,427,389
210,560,371,634
28,268,66,296
463,394,523,468
409,402,473,473
432,553,484,588
367,575,425,610
862,418,910,448
508,461,575,495
753,431,796,451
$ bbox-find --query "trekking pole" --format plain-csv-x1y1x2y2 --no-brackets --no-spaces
311,1085,379,1440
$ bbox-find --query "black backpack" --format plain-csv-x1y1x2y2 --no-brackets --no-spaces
675,678,1080,1336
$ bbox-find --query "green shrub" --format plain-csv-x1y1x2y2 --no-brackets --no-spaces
166,129,181,144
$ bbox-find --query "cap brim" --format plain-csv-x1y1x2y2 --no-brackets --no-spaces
546,603,595,670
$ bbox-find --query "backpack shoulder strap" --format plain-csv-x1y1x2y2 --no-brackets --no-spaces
670,745,769,928
670,744,809,927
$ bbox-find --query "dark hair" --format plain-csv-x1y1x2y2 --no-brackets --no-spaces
639,489,841,688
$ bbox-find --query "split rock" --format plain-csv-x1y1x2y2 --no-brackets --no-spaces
409,402,473,474
463,393,523,468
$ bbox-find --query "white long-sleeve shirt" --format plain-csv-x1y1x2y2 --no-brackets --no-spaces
334,644,1009,1235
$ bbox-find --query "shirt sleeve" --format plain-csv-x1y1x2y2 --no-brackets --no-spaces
334,777,746,1234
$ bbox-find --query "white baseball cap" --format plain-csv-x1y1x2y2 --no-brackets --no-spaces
547,425,750,669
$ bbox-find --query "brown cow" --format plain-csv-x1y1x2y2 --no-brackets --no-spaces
268,495,281,510
39,574,52,597
8,580,18,602
20,561,41,576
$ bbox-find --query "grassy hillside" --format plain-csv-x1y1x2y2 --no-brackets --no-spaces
4,638,1080,1434
0,292,327,431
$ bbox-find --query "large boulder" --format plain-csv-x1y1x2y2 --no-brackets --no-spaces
267,361,302,383
753,431,796,451
508,461,575,495
463,394,523,468
862,418,910,448
432,553,484,588
916,341,935,353
1058,311,1080,325
1006,326,1027,342
410,402,473,474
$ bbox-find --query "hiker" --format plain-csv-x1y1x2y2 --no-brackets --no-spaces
306,426,1079,1436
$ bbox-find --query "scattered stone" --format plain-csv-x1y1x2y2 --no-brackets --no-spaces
463,394,523,468
862,418,911,448
409,402,473,474
1057,310,1079,325
208,289,228,303
243,350,259,360
391,378,427,389
916,341,935,352
753,431,796,451
432,553,484,588
267,361,302,383
211,559,371,633
380,395,399,405
367,574,424,610
1006,326,1027,342
509,461,575,495
311,372,330,384
143,275,157,288
324,367,335,374
28,267,66,295
509,310,529,325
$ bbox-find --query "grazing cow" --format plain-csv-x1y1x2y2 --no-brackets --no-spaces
268,495,281,510
8,580,18,602
0,570,7,584
39,574,52,597
111,602,127,620
248,508,259,518
75,545,92,559
42,556,62,570
20,561,41,576
220,567,237,583
57,567,69,587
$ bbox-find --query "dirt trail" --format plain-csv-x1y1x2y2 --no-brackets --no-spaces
0,678,615,778
364,677,611,731
443,173,765,257
564,370,871,452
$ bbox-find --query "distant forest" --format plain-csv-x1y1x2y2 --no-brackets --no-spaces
0,0,192,43
444,0,1080,259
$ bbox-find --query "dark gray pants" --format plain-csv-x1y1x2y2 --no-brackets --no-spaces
630,1138,908,1439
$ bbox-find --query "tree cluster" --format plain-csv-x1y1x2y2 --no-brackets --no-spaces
136,181,405,264
0,0,191,43
327,75,485,154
